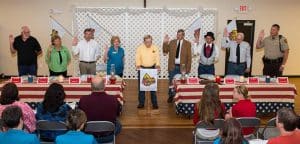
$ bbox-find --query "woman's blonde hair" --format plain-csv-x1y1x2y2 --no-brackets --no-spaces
110,36,121,46
235,85,249,99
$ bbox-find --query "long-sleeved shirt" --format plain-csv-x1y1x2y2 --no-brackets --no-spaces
72,39,100,62
135,44,160,67
45,46,71,72
221,37,251,68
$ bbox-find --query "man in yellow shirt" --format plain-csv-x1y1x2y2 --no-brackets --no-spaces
135,35,160,109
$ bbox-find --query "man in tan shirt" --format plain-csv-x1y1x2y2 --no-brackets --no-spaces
163,29,192,103
136,35,160,109
256,24,289,77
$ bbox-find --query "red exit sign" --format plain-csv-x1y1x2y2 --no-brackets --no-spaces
239,5,249,13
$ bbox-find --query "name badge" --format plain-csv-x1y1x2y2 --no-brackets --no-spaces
248,77,259,84
277,77,289,84
11,77,22,84
224,78,235,85
187,77,199,84
69,77,81,84
37,77,49,84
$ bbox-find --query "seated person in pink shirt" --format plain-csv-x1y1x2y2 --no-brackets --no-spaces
268,108,300,144
0,83,36,133
79,77,121,143
226,85,256,136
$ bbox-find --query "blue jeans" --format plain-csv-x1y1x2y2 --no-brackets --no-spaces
138,67,158,106
18,64,37,76
227,62,246,76
198,64,215,76
168,65,181,98
95,120,122,143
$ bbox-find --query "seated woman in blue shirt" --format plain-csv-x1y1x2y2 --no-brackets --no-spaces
213,118,248,144
55,109,97,144
103,36,125,77
36,83,71,141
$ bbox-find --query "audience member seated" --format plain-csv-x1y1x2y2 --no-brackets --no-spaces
55,109,97,144
226,85,256,136
36,83,71,141
267,108,300,144
79,77,122,143
0,82,36,132
213,118,248,144
0,106,40,144
193,82,225,140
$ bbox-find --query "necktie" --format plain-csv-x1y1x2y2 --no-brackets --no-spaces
205,44,211,58
236,44,240,64
58,51,63,64
175,40,181,58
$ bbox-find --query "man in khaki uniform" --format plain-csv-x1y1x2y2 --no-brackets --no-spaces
256,24,289,77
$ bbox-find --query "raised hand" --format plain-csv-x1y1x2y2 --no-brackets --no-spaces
223,28,229,37
72,37,79,46
104,44,109,53
258,30,265,40
9,34,14,44
163,34,170,43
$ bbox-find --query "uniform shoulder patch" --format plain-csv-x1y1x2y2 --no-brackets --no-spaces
284,39,288,44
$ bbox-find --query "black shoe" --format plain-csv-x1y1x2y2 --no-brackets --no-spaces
137,104,144,109
152,105,159,109
167,97,173,103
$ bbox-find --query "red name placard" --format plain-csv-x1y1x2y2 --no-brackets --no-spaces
187,77,199,84
69,77,81,84
224,78,235,85
11,77,22,84
248,77,259,84
277,77,289,84
37,77,49,84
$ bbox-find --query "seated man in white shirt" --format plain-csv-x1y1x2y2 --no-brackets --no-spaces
72,28,101,75
193,31,219,76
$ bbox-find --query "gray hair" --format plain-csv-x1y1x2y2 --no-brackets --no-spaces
91,77,105,91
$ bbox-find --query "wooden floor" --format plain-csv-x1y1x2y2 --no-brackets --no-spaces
116,78,300,144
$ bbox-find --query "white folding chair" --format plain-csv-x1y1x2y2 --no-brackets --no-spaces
193,119,225,144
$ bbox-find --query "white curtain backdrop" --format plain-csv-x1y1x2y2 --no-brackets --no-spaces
73,7,218,79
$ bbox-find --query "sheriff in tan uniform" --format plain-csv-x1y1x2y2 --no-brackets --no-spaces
256,24,289,77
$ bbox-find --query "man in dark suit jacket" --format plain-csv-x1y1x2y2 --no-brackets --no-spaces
163,29,192,103
79,77,122,142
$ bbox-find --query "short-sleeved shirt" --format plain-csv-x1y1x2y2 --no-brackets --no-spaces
13,35,42,65
261,35,289,59
232,99,256,135
45,46,71,72
107,47,125,75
